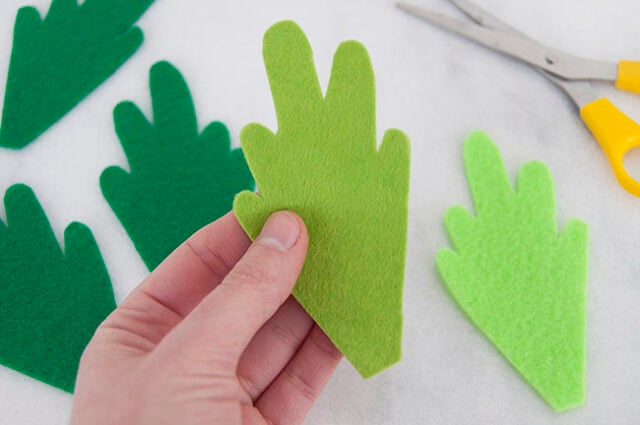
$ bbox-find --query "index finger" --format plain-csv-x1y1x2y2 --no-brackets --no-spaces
325,40,376,153
122,211,250,320
150,61,198,139
463,132,514,217
263,21,323,135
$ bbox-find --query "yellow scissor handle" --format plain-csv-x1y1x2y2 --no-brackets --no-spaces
616,61,640,94
580,97,640,197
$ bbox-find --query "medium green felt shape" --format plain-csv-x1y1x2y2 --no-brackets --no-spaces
0,0,155,149
101,61,254,270
0,184,116,393
436,132,589,411
233,21,411,378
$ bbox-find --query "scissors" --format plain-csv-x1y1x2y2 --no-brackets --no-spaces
397,0,640,197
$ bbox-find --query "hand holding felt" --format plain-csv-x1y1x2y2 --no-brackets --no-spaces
0,0,155,148
234,21,411,378
72,212,342,424
101,61,254,270
0,184,116,392
436,132,589,411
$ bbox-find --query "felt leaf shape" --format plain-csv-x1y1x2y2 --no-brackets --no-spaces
233,21,410,378
0,184,116,393
101,61,254,270
0,0,155,149
436,132,589,411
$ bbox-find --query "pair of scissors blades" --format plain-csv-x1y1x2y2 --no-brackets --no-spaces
398,0,640,197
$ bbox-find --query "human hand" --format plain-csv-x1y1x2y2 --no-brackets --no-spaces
71,211,342,425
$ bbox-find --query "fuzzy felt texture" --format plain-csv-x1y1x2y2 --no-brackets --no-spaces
0,184,116,393
0,0,155,149
233,21,410,379
436,132,589,411
101,61,254,270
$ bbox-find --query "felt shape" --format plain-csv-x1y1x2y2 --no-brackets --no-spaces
0,184,116,393
101,61,254,270
436,132,589,411
0,0,155,149
233,21,410,378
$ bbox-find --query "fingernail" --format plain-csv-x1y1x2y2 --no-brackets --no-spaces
257,212,300,251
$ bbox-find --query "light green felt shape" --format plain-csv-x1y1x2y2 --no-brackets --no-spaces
436,132,589,411
233,21,410,378
0,184,116,393
101,61,254,270
0,0,155,149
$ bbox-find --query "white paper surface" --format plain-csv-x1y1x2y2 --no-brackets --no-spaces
0,0,639,423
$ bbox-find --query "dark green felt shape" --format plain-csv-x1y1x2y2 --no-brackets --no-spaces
101,61,254,270
0,0,155,149
0,184,116,393
436,132,589,411
233,21,410,378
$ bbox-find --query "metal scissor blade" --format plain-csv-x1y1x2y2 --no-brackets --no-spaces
446,0,600,107
447,0,519,34
396,1,617,82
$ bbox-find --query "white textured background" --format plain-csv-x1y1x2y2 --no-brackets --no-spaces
1,0,639,424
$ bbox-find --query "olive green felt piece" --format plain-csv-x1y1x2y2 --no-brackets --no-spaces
0,0,155,149
233,21,410,378
0,184,116,393
101,61,254,270
436,132,589,411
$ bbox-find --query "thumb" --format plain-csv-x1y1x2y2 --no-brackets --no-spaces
156,211,308,366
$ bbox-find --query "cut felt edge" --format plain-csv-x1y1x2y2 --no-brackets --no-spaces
102,60,254,270
435,257,587,412
234,19,408,380
0,0,155,148
436,131,588,412
231,200,404,379
0,183,116,392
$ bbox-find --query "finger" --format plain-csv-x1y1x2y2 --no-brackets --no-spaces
200,121,256,198
85,0,154,35
263,21,323,134
379,128,410,167
100,166,130,206
139,211,250,314
158,211,308,366
237,297,314,401
255,326,342,425
233,190,270,239
102,212,250,348
200,121,231,157
13,7,41,38
325,40,375,153
443,206,476,253
378,129,411,209
64,222,110,282
516,161,556,234
240,123,278,190
150,61,198,139
113,101,153,171
463,132,514,217
5,185,59,254
108,27,144,71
